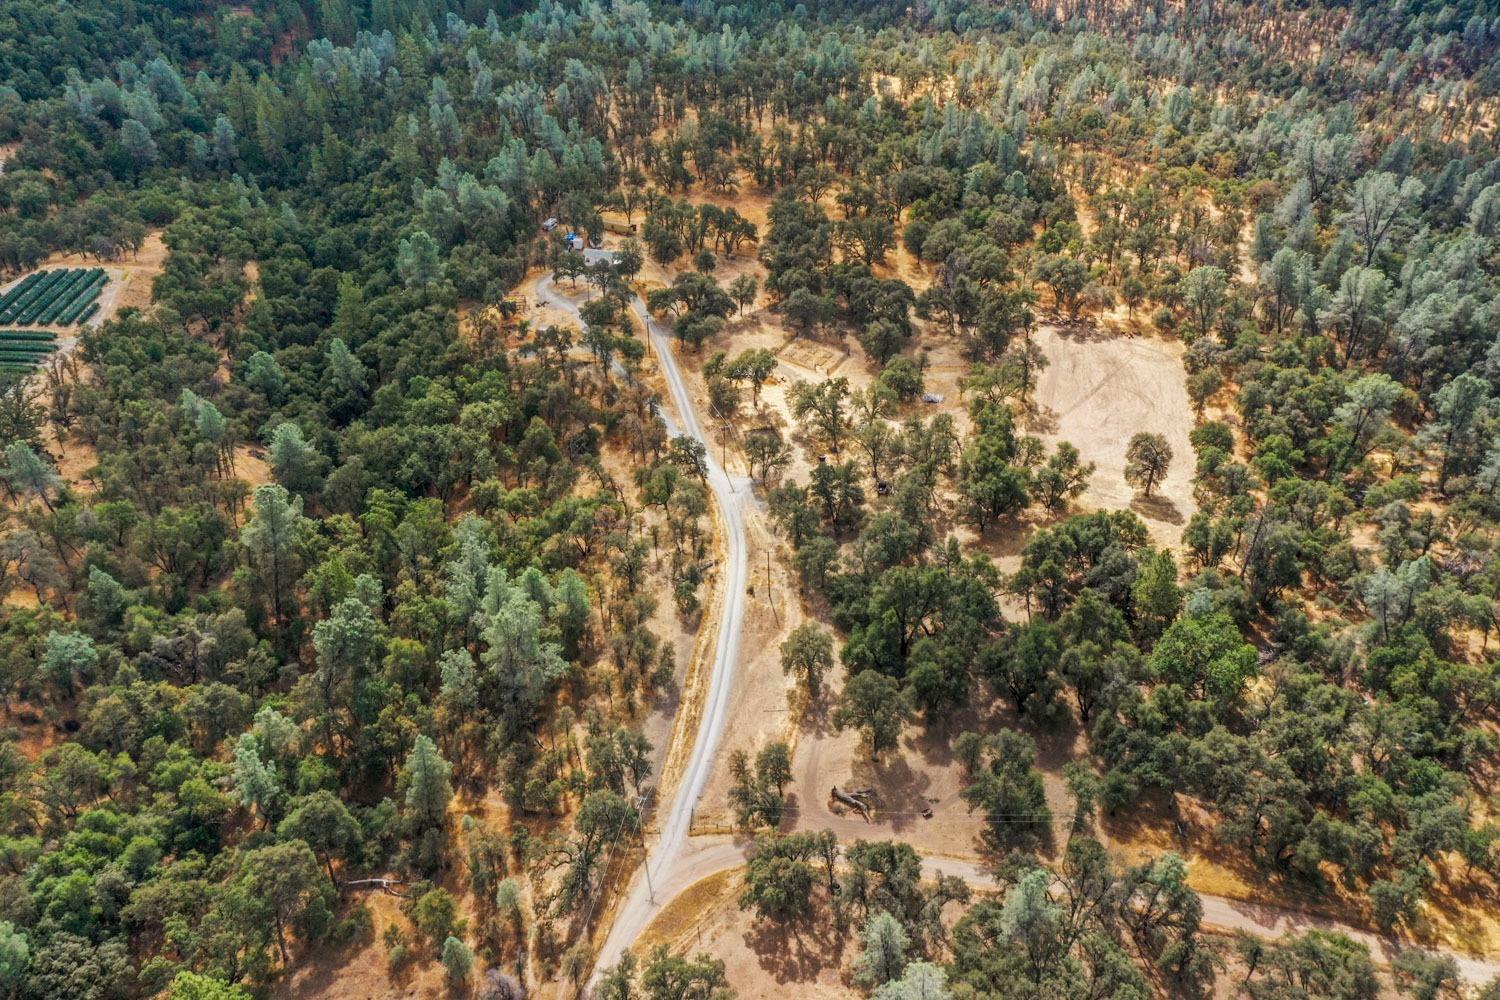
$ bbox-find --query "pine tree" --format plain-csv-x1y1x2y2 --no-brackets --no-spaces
440,936,473,983
396,231,442,287
231,733,281,827
401,735,453,833
854,911,909,987
2,442,60,510
269,422,327,495
240,484,308,636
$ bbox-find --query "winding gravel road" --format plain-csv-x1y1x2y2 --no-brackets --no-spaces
535,276,1499,990
535,276,754,981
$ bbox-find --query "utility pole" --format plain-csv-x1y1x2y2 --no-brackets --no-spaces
710,402,735,493
638,792,656,903
766,547,778,624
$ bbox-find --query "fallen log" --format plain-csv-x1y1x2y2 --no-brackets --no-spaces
340,877,408,896
831,785,872,821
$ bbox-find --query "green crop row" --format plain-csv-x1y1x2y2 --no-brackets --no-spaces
0,268,108,326
0,269,71,324
0,271,45,314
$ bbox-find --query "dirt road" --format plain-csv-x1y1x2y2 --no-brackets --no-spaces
619,837,1500,986
533,277,755,982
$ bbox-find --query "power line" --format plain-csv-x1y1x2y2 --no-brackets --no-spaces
573,791,647,990
770,804,1066,823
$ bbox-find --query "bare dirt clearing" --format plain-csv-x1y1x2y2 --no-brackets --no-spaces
1026,324,1197,546
275,889,448,1000
788,705,1082,863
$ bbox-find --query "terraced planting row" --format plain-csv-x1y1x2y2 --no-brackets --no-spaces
0,331,58,373
0,267,108,327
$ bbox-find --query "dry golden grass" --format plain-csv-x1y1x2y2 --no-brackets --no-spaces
637,867,743,954
232,445,274,490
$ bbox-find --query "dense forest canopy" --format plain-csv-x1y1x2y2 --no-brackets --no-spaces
0,0,1495,998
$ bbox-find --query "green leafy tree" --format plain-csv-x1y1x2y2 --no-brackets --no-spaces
441,936,473,984
234,840,332,965
397,230,442,287
2,442,60,511
0,922,27,997
551,791,639,914
268,422,327,495
1148,610,1257,705
955,729,1051,852
1180,265,1228,335
834,670,911,762
1124,432,1173,499
168,973,252,1000
1131,549,1182,639
1032,442,1093,512
41,630,99,696
873,962,950,1000
727,348,776,407
1237,930,1379,1000
780,623,834,702
240,484,311,637
641,945,734,1000
730,273,759,314
740,830,837,924
399,735,453,871
279,790,363,883
789,377,853,454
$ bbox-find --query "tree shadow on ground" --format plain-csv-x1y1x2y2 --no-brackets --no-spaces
1131,493,1185,525
845,752,936,835
1025,403,1060,435
1047,318,1114,343
743,910,848,985
962,514,1036,562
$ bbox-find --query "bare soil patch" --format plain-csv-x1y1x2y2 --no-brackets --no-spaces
1025,324,1197,546
3,708,66,760
777,340,848,377
274,891,444,1000
789,699,1083,864
52,434,99,493
232,445,274,491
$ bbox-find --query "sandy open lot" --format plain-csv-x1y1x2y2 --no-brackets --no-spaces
1026,324,1198,546
787,695,1085,865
